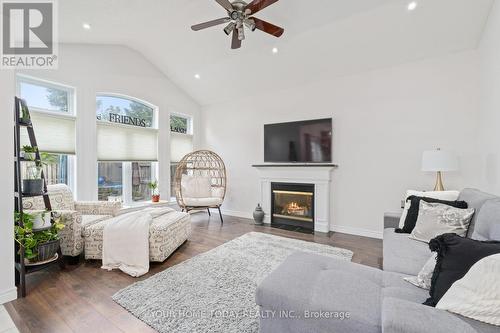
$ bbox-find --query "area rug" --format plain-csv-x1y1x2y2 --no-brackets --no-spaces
113,232,353,333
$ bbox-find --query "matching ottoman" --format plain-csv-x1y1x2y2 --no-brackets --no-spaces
82,210,191,262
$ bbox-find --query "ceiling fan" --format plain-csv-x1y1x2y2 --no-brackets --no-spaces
191,0,284,49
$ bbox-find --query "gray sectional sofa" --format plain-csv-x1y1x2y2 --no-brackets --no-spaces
256,188,500,333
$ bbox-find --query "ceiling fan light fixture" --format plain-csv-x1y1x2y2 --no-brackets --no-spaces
223,22,236,35
244,18,256,31
193,0,284,49
238,27,245,41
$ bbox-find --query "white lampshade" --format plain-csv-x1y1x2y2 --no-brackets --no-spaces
422,149,459,172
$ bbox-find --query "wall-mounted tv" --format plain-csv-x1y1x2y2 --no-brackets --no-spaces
264,118,332,163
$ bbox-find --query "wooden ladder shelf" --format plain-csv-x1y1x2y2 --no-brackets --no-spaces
14,97,65,298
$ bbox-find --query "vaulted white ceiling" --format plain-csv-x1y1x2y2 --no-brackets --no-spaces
59,0,493,106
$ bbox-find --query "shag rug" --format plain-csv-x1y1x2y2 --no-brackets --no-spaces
113,232,353,333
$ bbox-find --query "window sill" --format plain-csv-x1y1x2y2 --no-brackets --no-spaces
119,199,177,215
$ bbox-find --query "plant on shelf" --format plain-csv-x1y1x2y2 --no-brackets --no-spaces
14,211,65,262
22,146,44,195
20,103,31,124
21,145,37,160
148,180,160,202
21,148,58,195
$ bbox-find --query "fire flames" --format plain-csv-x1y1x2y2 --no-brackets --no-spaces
285,202,306,216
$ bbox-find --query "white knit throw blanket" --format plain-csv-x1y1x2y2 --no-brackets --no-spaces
101,207,174,277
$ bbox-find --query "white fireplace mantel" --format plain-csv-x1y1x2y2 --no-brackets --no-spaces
253,164,337,233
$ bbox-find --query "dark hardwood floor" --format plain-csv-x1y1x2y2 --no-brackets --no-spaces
6,213,382,333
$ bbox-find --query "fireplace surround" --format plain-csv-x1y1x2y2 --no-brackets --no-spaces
253,164,337,233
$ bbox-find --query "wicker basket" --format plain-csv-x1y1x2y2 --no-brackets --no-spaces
37,239,60,262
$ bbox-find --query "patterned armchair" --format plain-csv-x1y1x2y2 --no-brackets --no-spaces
23,184,122,257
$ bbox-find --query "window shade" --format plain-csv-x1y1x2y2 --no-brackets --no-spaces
171,133,193,162
97,122,158,161
21,112,76,154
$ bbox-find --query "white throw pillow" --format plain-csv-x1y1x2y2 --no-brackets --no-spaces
398,190,460,228
404,255,436,290
437,253,500,326
409,201,474,243
181,175,212,198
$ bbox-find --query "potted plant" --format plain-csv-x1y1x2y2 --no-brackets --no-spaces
21,149,57,195
23,159,44,195
20,103,31,124
14,212,65,263
148,180,160,202
21,145,37,160
31,210,51,230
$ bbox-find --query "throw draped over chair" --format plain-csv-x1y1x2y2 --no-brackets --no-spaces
174,150,226,223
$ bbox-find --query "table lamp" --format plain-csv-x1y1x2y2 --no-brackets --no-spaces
422,149,458,191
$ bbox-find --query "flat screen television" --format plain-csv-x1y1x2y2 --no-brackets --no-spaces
264,118,332,163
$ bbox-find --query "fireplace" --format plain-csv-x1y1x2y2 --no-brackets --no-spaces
271,182,315,233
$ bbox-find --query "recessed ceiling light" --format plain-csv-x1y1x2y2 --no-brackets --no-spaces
407,1,418,11
194,74,201,79
82,23,91,30
272,47,278,54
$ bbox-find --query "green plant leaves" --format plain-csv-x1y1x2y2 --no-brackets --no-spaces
14,212,65,260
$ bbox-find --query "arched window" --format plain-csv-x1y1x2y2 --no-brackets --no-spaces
96,94,155,128
96,94,158,204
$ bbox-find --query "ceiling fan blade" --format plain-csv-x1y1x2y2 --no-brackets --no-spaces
215,0,234,12
191,18,230,31
231,29,242,49
245,0,279,15
251,17,284,37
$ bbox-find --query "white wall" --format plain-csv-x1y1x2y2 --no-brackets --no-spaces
477,1,500,195
201,51,480,238
17,44,201,200
0,69,16,303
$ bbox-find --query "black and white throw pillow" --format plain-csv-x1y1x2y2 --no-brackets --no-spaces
395,196,468,234
424,233,500,307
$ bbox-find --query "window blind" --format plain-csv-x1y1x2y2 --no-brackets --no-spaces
21,112,76,155
171,132,193,162
97,122,158,161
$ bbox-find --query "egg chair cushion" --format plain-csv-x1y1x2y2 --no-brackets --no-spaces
181,175,212,198
183,197,223,207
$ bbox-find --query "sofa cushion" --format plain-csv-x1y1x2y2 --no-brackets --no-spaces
458,188,498,237
383,228,431,275
472,199,500,241
183,197,223,207
81,214,111,229
382,271,429,303
256,252,382,333
382,298,480,333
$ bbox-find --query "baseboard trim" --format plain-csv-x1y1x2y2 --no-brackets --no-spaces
0,287,17,304
330,225,383,239
220,209,253,220
221,210,383,239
